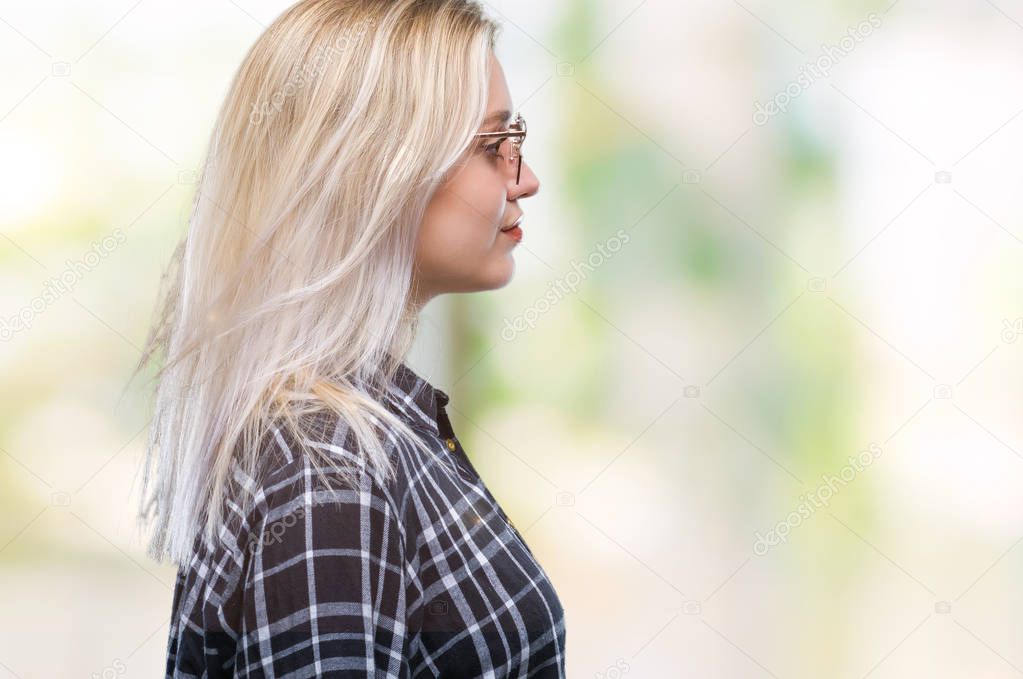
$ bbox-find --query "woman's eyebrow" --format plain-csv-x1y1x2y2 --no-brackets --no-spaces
482,109,512,129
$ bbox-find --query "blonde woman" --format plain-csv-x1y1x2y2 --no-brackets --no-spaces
134,1,564,676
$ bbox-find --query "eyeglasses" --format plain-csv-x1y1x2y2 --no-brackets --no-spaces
473,112,527,184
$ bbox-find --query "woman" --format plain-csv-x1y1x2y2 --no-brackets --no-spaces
134,0,565,676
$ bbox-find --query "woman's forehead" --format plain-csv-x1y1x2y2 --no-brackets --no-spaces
486,54,513,125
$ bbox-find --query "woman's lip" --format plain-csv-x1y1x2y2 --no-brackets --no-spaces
500,215,524,231
501,225,523,242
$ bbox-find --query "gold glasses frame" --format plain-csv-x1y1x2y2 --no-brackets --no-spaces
473,112,527,184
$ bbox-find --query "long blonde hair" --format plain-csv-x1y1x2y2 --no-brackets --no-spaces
134,0,501,566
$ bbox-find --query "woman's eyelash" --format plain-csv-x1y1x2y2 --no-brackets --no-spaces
479,136,508,156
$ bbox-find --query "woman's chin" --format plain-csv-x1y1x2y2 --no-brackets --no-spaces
477,258,515,291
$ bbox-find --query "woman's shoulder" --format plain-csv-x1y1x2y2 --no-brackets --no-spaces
168,411,428,676
190,409,418,571
256,412,385,488
210,403,463,567
248,407,433,528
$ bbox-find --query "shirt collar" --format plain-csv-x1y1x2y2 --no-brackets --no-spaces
382,360,451,438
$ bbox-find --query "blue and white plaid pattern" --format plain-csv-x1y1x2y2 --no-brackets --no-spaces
164,362,566,677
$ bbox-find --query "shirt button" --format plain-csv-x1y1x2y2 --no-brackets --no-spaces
445,438,456,450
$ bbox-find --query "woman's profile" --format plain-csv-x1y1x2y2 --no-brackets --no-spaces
133,1,564,675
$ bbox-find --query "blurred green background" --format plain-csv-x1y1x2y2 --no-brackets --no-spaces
2,0,1022,676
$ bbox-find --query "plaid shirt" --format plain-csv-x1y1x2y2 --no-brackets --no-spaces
164,361,566,677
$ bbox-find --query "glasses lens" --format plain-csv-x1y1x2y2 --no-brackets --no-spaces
495,136,521,184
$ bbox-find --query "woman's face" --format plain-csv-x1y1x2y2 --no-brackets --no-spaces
411,53,540,309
